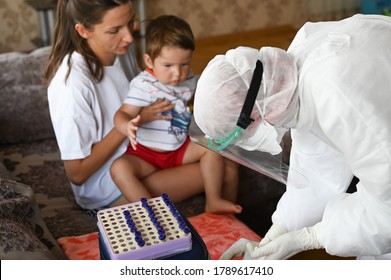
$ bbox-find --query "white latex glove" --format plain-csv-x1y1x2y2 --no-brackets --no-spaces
219,238,259,260
248,223,323,260
258,223,288,247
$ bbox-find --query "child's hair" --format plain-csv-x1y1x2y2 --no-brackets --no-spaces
145,15,195,61
44,0,132,85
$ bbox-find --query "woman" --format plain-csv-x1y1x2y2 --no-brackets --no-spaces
44,0,207,210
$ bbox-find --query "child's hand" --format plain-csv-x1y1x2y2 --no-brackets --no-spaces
139,98,174,124
127,115,141,150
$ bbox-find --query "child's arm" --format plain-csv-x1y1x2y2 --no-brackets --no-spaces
115,99,175,149
114,104,142,150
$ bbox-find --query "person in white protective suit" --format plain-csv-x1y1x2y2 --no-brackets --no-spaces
193,14,391,260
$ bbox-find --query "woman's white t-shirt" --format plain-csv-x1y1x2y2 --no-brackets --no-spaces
48,52,129,209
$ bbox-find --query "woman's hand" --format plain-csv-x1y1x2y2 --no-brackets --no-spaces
139,98,174,124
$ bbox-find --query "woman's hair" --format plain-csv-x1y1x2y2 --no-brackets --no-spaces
44,0,132,85
145,15,195,61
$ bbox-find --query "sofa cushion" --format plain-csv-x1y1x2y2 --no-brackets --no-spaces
0,162,12,180
0,47,54,144
0,178,67,259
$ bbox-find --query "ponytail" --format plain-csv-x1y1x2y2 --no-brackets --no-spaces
44,0,132,85
44,0,77,85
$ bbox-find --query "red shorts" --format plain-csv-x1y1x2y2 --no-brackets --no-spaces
125,137,191,169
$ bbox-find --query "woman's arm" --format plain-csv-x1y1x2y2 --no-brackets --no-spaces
65,100,142,185
63,127,126,186
64,99,175,186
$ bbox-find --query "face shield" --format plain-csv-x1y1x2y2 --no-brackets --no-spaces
191,46,302,184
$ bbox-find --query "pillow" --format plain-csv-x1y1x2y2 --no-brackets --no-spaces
57,232,100,260
0,178,67,259
188,213,261,260
0,47,55,144
0,84,54,144
0,47,51,88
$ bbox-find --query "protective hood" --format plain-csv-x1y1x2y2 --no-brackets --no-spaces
193,46,299,155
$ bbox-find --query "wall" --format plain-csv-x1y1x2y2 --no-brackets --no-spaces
0,0,40,53
146,0,297,39
146,0,360,38
0,0,361,53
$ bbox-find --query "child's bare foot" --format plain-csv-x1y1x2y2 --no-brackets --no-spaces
205,198,242,214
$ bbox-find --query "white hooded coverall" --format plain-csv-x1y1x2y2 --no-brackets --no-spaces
272,14,391,258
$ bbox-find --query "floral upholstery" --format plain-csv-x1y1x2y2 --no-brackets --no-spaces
0,178,67,259
0,47,54,144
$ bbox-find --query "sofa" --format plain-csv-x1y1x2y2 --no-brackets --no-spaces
0,46,287,259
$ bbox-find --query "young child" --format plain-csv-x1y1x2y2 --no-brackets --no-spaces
111,15,242,214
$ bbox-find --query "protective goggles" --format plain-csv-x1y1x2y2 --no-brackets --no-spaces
190,60,291,184
207,60,264,151
190,58,308,185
